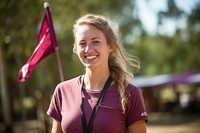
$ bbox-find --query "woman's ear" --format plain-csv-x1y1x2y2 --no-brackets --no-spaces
73,43,77,54
73,49,77,54
109,44,114,53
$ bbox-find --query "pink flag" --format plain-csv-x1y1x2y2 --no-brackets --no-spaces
18,11,57,82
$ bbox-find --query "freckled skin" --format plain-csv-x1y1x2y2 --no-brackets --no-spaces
75,24,112,71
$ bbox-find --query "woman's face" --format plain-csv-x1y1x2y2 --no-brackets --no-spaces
75,24,112,70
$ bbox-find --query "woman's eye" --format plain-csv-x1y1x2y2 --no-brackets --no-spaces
79,42,86,46
93,41,100,45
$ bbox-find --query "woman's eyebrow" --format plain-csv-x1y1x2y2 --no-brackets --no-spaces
91,37,100,40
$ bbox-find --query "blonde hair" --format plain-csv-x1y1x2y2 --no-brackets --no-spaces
73,14,140,112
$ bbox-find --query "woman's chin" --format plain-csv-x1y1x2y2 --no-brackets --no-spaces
84,64,97,69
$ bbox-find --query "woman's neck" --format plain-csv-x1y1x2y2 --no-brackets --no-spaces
84,68,110,91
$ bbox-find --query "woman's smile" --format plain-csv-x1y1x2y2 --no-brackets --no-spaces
85,55,99,60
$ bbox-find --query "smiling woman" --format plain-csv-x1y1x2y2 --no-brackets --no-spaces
47,14,148,133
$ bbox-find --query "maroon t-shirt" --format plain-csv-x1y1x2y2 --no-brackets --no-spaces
47,76,148,133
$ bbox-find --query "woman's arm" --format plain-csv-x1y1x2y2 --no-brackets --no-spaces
127,120,147,133
51,119,63,133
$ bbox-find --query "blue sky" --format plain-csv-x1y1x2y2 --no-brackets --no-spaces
136,0,199,35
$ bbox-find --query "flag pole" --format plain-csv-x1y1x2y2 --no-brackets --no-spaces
44,2,64,82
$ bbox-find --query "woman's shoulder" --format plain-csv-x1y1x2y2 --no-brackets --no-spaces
127,83,140,91
56,75,83,90
126,83,142,96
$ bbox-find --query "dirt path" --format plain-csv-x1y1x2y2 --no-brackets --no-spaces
147,113,200,133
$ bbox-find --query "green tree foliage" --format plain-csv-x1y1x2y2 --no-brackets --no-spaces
156,0,200,73
131,0,200,75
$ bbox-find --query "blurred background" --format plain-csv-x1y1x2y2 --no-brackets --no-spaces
0,0,200,132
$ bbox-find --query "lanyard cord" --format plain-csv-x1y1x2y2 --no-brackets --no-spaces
80,75,112,133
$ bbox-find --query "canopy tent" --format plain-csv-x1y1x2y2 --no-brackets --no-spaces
132,72,200,88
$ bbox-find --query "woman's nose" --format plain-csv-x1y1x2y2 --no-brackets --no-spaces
85,43,93,52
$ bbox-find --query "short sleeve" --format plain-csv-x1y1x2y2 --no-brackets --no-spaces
125,84,148,126
47,85,62,122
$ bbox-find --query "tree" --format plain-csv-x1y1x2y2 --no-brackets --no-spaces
131,0,200,75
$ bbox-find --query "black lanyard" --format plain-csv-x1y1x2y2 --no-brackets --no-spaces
80,75,112,133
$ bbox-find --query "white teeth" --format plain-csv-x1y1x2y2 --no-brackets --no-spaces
85,55,97,59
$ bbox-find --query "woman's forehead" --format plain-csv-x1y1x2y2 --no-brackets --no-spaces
75,24,105,41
